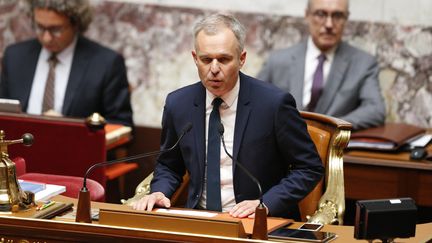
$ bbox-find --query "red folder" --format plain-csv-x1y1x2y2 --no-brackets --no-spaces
347,123,425,151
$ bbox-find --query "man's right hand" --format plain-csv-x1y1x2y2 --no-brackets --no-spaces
131,192,171,211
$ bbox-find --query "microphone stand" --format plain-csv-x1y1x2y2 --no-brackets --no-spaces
218,124,268,240
76,123,192,223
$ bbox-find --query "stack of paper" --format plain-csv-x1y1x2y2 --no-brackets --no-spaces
19,180,66,201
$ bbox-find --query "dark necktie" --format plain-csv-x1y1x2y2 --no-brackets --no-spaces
307,53,326,111
42,54,58,112
206,97,223,211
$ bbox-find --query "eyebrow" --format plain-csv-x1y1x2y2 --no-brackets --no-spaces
198,53,233,58
34,22,65,28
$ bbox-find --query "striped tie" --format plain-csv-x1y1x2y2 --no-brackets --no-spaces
42,54,58,112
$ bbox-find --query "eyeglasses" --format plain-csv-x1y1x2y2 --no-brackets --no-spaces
311,10,348,25
33,23,68,37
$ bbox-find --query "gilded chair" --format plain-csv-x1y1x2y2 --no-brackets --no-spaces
298,111,352,225
123,111,352,225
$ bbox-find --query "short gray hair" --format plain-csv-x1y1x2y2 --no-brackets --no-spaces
26,0,93,33
193,13,246,54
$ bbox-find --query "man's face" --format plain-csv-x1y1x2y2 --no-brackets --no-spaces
34,8,76,53
306,0,349,52
192,27,246,97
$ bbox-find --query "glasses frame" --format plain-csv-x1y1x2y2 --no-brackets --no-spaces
33,23,69,38
311,10,349,25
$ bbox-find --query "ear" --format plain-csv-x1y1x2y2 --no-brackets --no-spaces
239,51,247,67
191,50,198,64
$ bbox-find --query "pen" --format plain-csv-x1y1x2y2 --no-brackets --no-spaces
36,201,50,211
36,200,51,211
37,201,56,211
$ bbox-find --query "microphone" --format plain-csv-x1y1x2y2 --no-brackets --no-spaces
76,122,192,223
218,124,263,203
218,123,268,240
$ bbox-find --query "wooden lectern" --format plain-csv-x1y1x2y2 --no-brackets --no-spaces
0,195,291,242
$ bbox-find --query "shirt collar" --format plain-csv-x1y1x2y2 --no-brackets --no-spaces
206,75,240,109
307,37,337,63
41,35,78,64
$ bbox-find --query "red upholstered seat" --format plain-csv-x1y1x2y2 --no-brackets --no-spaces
13,157,105,202
19,173,105,202
13,156,26,177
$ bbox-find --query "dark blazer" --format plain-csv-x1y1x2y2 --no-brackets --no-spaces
257,41,385,130
0,36,133,126
150,72,324,219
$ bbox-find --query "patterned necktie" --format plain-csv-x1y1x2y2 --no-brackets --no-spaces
307,53,326,111
42,54,58,112
206,97,223,211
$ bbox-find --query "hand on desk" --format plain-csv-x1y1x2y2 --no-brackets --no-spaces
43,109,63,117
131,193,268,219
131,192,171,211
229,199,268,219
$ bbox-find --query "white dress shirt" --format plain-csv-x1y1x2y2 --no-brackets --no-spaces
27,37,77,115
199,77,240,212
302,37,336,108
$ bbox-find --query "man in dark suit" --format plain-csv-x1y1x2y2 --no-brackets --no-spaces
0,0,133,126
132,14,323,220
257,0,385,130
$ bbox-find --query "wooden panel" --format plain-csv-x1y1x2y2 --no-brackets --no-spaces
99,208,247,238
344,162,432,206
416,173,432,206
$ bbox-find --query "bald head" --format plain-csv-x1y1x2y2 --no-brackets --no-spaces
307,0,349,12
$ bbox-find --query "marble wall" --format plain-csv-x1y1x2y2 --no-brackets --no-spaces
0,1,431,128
110,0,432,27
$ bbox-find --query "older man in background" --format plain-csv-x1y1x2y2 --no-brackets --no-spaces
257,0,385,130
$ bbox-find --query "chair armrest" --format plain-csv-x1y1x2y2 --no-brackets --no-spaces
121,172,153,205
122,172,189,207
302,111,352,225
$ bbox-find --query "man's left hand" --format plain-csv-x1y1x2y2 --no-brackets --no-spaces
229,199,267,218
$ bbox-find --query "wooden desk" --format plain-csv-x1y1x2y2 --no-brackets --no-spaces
0,196,430,242
105,123,132,150
344,146,432,206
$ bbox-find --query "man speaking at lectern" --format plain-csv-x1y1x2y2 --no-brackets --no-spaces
0,0,132,126
133,14,323,220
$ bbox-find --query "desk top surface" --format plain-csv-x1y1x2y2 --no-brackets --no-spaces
1,195,431,243
344,144,432,170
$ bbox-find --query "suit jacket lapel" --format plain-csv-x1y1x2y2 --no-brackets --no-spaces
290,41,307,109
192,84,206,179
62,36,89,114
315,42,350,113
233,72,251,160
21,41,42,111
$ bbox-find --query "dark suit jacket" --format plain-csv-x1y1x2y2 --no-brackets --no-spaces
0,36,133,126
257,41,385,130
150,72,324,219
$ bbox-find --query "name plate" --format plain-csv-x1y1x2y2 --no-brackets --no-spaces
99,207,247,238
